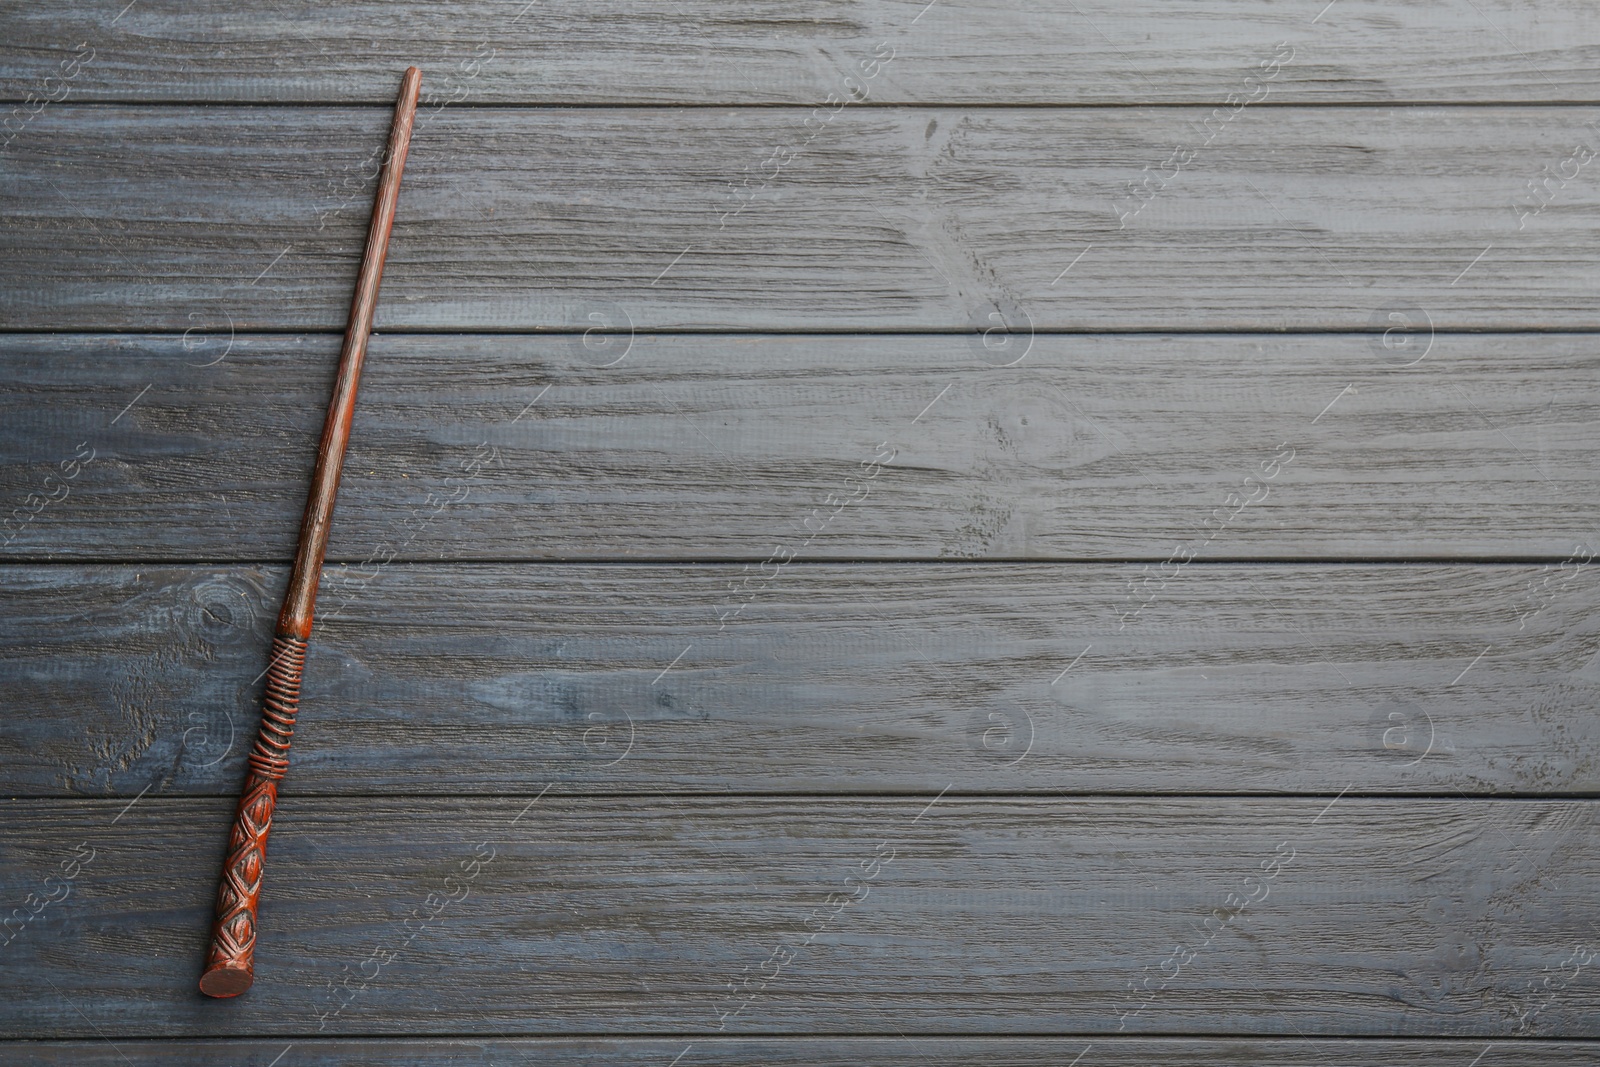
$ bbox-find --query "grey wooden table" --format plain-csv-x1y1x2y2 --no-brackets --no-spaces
3,2,1599,1064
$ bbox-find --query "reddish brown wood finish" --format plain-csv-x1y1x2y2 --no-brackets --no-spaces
199,66,422,999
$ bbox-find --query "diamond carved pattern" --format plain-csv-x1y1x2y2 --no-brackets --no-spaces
200,632,306,994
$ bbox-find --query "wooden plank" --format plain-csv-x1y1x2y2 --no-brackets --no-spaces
2,1,1598,105
3,333,1597,561
0,797,1594,1036
6,1038,1600,1066
6,107,1600,330
5,562,1596,797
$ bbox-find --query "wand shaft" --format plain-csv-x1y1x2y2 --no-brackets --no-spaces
199,65,422,999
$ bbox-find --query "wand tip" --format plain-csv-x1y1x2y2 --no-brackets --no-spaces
399,66,423,107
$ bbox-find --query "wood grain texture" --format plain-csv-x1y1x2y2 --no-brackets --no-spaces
2,0,1596,1050
4,563,1596,797
3,333,1597,561
7,107,1600,331
0,796,1594,1037
6,1038,1600,1066
2,0,1599,105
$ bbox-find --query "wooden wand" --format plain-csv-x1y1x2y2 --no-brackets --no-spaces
199,66,422,998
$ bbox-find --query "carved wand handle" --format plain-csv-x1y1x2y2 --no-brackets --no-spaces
199,66,422,999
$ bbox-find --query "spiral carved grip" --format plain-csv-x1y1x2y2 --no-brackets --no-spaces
198,633,307,997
